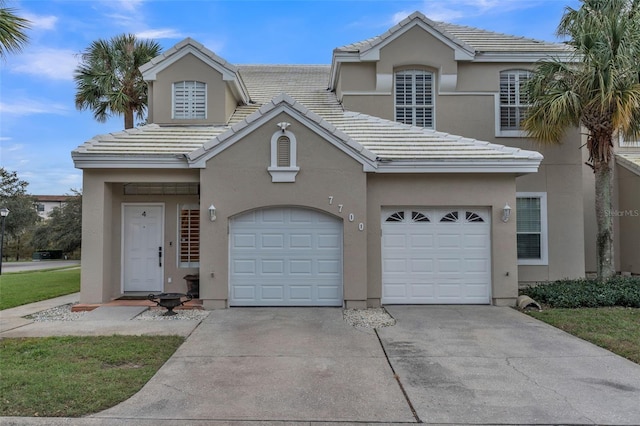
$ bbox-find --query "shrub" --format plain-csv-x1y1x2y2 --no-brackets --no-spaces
521,276,640,308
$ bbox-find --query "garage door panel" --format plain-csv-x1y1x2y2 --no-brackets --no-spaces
261,234,284,248
410,258,433,273
261,260,284,274
290,234,312,248
318,233,340,249
233,234,257,248
410,234,434,248
437,233,462,248
262,209,285,223
232,259,256,274
261,285,285,300
290,259,312,274
383,234,407,248
230,208,343,306
382,208,491,304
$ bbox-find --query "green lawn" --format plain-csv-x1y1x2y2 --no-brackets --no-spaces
0,268,80,310
528,307,640,364
0,336,184,417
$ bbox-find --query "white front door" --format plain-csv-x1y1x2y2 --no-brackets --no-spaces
122,204,164,292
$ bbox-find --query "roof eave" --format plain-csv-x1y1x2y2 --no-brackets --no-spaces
473,51,576,63
374,158,542,175
72,154,189,169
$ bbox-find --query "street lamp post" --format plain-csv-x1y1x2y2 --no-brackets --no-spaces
0,207,9,275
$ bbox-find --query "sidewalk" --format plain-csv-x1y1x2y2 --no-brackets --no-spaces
0,293,204,337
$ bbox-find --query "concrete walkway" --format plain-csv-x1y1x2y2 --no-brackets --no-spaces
0,293,200,337
2,301,640,425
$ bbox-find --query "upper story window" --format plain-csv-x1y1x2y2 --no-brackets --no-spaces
173,81,206,119
395,69,434,129
499,70,531,131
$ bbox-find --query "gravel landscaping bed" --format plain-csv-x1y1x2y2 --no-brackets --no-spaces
342,307,396,328
24,303,210,321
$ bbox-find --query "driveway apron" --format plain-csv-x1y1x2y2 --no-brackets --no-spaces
93,308,415,423
378,306,640,425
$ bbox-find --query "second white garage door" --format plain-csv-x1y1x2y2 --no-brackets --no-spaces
229,207,343,306
382,208,491,304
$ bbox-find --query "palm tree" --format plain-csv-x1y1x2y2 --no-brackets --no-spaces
0,0,30,57
74,34,162,129
523,0,640,280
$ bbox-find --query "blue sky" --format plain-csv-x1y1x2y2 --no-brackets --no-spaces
1,0,581,195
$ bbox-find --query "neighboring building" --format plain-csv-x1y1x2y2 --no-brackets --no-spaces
33,195,71,220
72,12,639,308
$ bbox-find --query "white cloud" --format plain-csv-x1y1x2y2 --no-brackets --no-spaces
0,99,69,116
22,13,58,30
135,28,184,40
10,48,79,81
103,0,145,13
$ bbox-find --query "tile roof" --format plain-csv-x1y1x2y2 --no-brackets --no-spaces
335,11,572,55
73,64,542,170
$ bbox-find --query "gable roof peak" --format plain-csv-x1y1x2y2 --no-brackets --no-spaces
140,37,250,104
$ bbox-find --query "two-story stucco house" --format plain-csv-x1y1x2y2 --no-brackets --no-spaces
72,12,640,309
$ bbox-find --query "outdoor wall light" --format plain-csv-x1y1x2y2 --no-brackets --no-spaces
208,204,216,222
502,203,512,223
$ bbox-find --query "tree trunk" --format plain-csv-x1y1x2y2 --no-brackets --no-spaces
124,108,134,129
594,158,615,280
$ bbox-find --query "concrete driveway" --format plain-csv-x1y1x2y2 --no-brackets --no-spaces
378,306,640,425
8,305,639,425
93,308,416,423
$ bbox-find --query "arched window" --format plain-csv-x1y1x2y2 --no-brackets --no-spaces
394,69,434,129
268,125,299,182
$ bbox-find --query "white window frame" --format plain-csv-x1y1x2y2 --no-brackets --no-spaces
394,69,435,129
516,192,548,265
496,70,531,137
618,133,640,148
268,129,300,182
172,81,207,119
178,204,200,268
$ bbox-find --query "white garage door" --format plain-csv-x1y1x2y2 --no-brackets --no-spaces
382,208,491,304
229,207,343,306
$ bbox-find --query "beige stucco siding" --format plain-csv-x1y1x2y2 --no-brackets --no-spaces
338,62,377,93
617,164,640,274
150,53,233,125
378,25,457,76
199,112,368,309
366,173,519,306
79,169,200,304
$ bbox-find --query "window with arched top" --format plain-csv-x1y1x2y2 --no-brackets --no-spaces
268,127,299,182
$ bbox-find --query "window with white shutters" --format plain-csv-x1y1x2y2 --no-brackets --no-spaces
173,81,206,119
395,70,434,129
179,205,200,268
500,70,531,130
